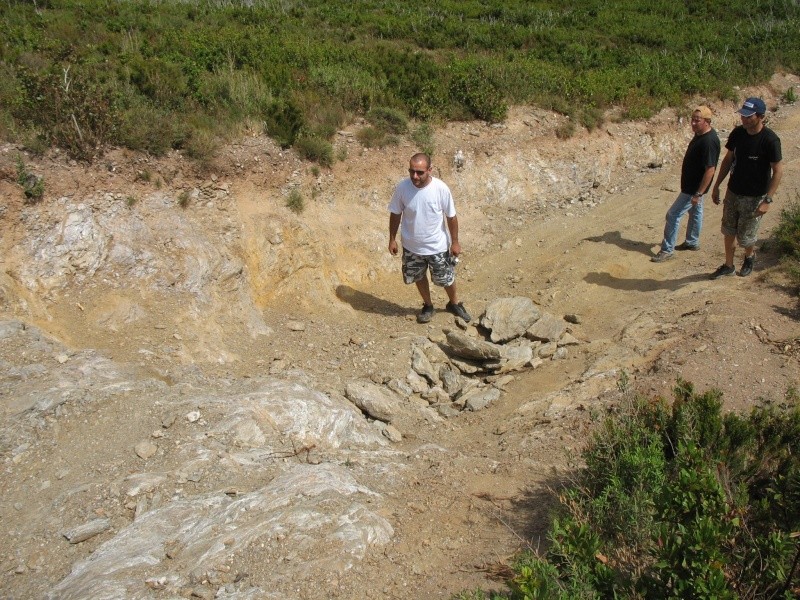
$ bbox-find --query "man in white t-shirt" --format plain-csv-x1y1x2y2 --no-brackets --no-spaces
388,153,471,324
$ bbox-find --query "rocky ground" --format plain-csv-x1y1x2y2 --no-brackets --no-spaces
0,73,799,599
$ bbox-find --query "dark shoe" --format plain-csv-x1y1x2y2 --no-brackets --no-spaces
675,242,700,251
650,251,674,263
417,304,434,324
739,255,755,277
445,302,471,322
709,264,735,280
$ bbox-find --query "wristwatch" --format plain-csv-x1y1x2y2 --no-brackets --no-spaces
763,195,773,204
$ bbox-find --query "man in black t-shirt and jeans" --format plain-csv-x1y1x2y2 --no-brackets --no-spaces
651,106,720,262
709,97,783,279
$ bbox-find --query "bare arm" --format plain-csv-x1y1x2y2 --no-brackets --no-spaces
711,149,734,205
446,215,461,256
756,161,783,216
693,165,717,205
766,160,783,197
388,212,401,255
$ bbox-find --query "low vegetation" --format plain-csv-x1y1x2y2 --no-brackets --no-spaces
459,379,800,599
285,188,304,214
2,0,799,163
14,153,44,202
773,194,800,289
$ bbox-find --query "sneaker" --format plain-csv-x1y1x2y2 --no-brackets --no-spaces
650,251,674,263
417,304,434,324
739,255,755,277
709,264,735,280
675,242,700,251
445,301,471,322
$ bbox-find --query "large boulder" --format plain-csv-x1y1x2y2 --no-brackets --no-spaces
481,297,541,343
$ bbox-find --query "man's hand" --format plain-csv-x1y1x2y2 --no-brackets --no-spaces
388,239,399,255
711,187,721,205
450,240,462,257
755,201,770,216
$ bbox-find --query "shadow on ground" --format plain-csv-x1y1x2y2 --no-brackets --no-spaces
336,285,413,317
584,271,709,292
583,231,654,256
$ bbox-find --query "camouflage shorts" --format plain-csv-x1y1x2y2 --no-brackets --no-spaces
401,249,455,287
721,190,764,248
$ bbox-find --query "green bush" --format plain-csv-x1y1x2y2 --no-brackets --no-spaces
294,135,333,167
15,153,44,202
263,98,305,149
366,106,408,135
2,0,800,160
448,60,508,123
772,194,800,289
471,379,800,599
356,125,399,149
411,123,435,157
285,188,304,213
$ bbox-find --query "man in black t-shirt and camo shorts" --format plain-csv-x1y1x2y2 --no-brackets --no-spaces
709,97,783,279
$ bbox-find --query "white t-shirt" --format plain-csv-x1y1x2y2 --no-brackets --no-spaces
388,177,456,256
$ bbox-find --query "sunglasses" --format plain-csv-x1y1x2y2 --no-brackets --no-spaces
408,168,428,176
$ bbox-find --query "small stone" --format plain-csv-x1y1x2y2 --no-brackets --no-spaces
62,518,111,544
135,441,158,459
382,424,403,443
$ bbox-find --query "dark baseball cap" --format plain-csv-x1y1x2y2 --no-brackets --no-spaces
737,97,766,117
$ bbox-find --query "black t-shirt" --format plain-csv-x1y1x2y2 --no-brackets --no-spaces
680,129,720,194
726,125,782,196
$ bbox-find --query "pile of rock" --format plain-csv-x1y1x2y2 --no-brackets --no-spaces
345,297,581,432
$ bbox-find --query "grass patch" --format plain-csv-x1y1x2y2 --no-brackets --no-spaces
177,190,191,209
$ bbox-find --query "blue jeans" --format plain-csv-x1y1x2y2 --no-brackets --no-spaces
660,192,702,253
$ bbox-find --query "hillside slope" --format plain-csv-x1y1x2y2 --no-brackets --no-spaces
1,74,798,598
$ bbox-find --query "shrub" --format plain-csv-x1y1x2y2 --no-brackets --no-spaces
448,60,508,123
555,120,576,140
469,380,800,598
772,194,800,288
356,125,396,149
115,99,181,156
411,123,435,157
366,106,408,134
264,98,305,149
183,128,217,164
15,153,45,202
285,188,304,213
294,135,333,167
309,63,386,113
